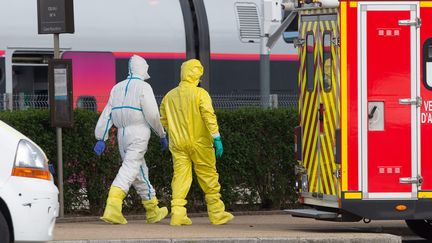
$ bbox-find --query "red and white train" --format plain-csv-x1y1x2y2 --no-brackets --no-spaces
0,0,298,111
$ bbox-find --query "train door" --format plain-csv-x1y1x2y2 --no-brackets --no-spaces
360,3,419,199
299,10,339,204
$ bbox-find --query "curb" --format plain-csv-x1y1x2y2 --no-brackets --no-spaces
56,210,287,223
51,235,402,243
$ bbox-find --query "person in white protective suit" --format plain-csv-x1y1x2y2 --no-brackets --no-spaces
94,55,169,224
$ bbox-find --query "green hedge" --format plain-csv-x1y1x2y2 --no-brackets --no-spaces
0,108,298,215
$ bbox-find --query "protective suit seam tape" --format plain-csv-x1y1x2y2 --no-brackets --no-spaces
124,76,143,96
102,114,112,141
127,76,142,80
140,165,153,199
125,78,132,96
112,106,143,111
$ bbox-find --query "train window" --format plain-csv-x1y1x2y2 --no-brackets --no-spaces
423,38,432,90
323,31,332,92
283,12,298,43
306,32,315,92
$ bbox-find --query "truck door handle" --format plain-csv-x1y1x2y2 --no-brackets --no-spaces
400,176,423,185
399,96,422,107
368,106,377,119
398,18,421,28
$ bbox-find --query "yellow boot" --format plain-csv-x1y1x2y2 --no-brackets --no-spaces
170,199,192,226
206,193,234,225
142,198,168,224
100,186,128,224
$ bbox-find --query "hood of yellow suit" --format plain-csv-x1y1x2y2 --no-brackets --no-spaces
180,59,203,87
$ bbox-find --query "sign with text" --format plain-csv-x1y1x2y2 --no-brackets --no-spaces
37,0,74,34
49,59,73,127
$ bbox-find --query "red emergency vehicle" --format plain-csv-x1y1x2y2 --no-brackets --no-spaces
286,0,432,240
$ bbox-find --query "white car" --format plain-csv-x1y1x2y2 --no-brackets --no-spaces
0,120,59,242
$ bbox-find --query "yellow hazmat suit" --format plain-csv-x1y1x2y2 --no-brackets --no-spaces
160,59,234,226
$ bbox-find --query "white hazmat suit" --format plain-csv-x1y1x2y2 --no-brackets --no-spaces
95,55,168,224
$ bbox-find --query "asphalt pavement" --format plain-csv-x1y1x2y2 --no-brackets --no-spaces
50,211,425,243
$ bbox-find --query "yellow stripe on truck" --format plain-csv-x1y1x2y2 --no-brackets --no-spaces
418,192,432,199
340,1,348,192
344,192,362,199
349,2,357,8
420,1,432,8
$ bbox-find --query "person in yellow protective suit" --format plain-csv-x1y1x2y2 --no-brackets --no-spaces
160,59,234,226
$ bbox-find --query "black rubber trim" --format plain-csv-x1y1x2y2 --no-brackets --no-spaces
322,30,332,93
179,0,197,60
192,0,211,91
306,31,315,93
423,38,432,91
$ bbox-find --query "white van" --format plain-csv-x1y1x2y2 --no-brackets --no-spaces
0,120,58,242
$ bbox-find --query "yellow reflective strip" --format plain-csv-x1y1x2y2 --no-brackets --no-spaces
303,97,315,166
302,22,314,167
330,20,340,123
344,192,362,199
320,20,335,195
418,191,432,198
323,105,336,195
341,2,348,191
310,135,319,192
319,135,330,194
308,146,317,192
300,19,307,122
302,92,314,148
349,2,357,8
301,82,309,122
320,134,332,194
420,2,432,7
319,174,325,194
325,21,331,32
310,21,322,192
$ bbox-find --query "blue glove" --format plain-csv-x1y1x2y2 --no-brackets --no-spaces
214,136,223,159
160,137,168,152
94,140,106,156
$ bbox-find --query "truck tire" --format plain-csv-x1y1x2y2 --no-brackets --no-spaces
0,211,10,243
406,219,432,240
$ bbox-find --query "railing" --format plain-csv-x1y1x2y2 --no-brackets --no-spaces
0,93,298,111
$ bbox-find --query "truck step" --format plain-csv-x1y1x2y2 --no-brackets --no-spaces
284,209,339,219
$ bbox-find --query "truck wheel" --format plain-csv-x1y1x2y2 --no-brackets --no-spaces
406,219,432,240
0,211,10,243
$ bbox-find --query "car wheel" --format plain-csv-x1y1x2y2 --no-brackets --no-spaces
0,211,10,243
406,219,432,240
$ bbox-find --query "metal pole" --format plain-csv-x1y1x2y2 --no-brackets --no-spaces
54,33,64,218
260,35,270,108
7,93,13,111
54,33,60,59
